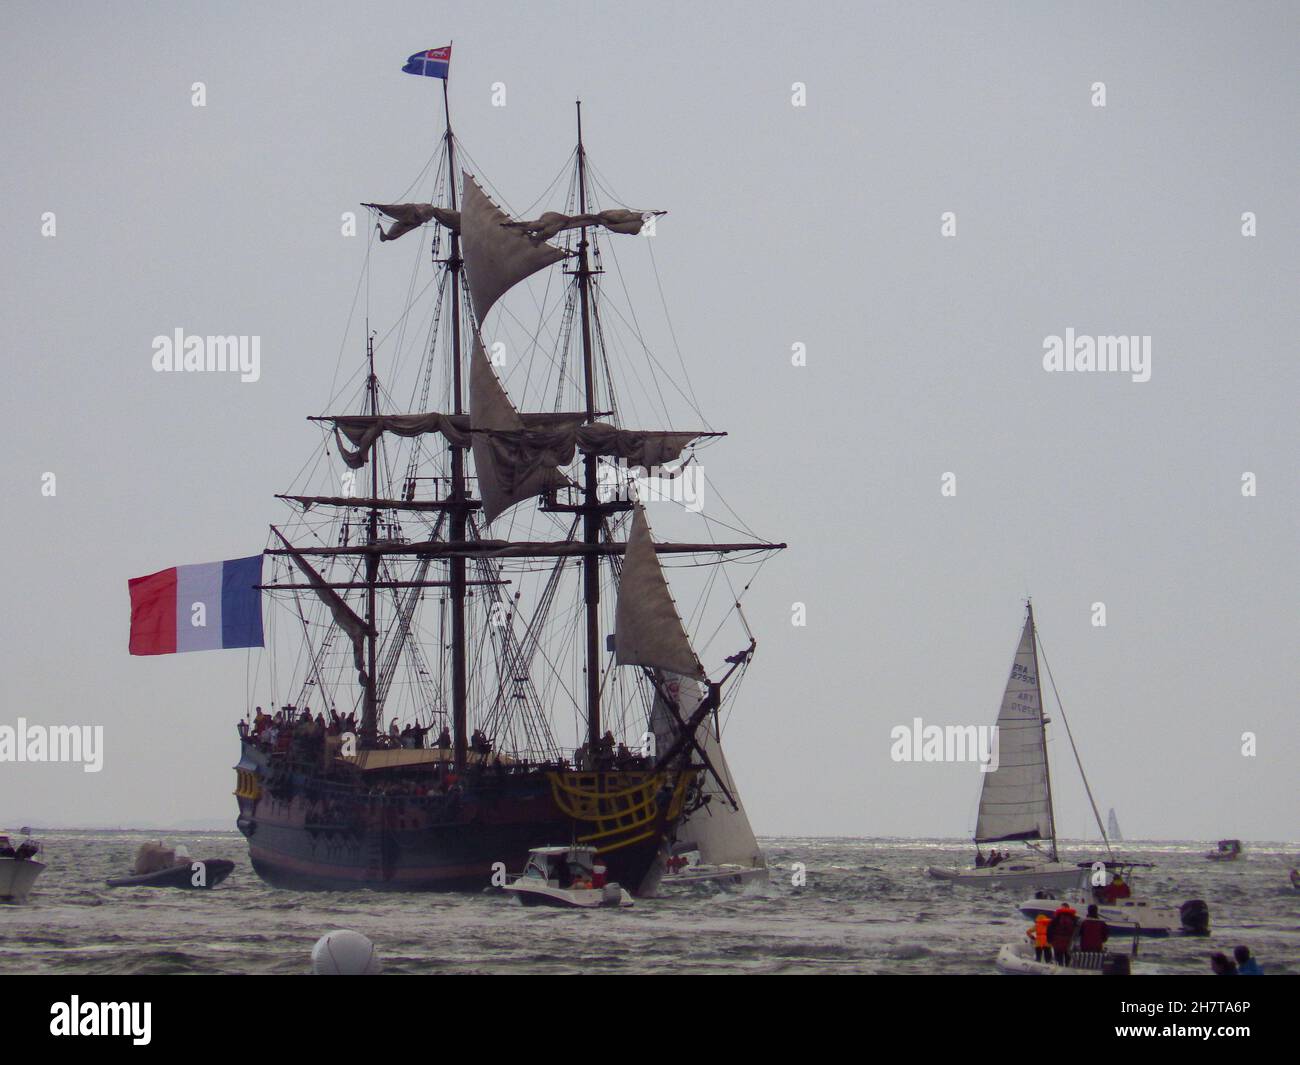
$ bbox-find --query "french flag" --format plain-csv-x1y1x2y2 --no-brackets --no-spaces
402,45,451,79
129,555,264,656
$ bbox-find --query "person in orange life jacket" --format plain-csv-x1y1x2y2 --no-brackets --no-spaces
1078,904,1109,952
1024,913,1052,962
1046,902,1078,965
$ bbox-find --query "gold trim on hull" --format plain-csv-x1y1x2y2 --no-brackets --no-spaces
547,769,696,854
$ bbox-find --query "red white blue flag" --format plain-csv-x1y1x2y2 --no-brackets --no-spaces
128,555,264,655
402,45,451,79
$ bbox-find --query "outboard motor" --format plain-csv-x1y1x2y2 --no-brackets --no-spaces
1102,954,1132,976
1179,899,1210,935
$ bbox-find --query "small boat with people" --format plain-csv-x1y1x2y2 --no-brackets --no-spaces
502,845,633,908
926,603,1105,892
1017,862,1210,937
0,833,45,903
105,841,235,890
1205,839,1243,862
997,899,1156,975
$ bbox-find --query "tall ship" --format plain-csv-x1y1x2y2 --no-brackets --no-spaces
232,53,783,894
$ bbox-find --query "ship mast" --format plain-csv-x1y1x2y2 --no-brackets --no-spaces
574,100,602,751
362,331,380,745
442,76,470,769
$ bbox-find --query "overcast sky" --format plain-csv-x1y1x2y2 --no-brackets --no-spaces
1,1,1295,841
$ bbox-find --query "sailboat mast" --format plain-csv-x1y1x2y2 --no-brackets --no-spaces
575,100,602,750
362,331,380,745
1028,601,1058,862
443,76,470,770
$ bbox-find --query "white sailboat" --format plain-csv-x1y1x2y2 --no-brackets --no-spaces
927,604,1094,891
1107,808,1123,842
652,672,768,889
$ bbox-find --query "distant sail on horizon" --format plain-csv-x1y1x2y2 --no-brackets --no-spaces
1107,807,1123,842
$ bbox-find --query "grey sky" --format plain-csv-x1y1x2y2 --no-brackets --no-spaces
1,1,1295,840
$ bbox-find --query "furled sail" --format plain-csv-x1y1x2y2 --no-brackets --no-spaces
650,671,764,869
460,173,571,323
974,612,1053,845
329,413,472,469
363,202,460,242
325,410,704,473
469,337,573,522
502,207,665,242
614,505,704,679
270,528,373,679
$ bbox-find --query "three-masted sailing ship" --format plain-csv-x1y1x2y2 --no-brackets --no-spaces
927,603,1103,890
233,60,782,895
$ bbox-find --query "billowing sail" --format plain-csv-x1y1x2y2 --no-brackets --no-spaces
460,173,570,323
650,672,763,869
469,337,572,522
974,612,1053,846
614,505,705,680
1107,808,1123,842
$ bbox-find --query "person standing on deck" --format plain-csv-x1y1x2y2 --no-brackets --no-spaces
1078,904,1109,954
1046,902,1078,966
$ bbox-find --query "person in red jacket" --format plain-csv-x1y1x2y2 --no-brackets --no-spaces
1046,902,1078,965
1077,904,1110,953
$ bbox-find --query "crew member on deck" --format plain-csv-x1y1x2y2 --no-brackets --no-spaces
1026,913,1051,962
436,726,451,749
1078,904,1109,954
1046,902,1078,966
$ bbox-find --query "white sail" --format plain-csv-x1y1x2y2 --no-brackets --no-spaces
1107,808,1123,842
974,611,1054,846
459,173,569,323
614,505,705,680
650,672,763,869
468,336,571,523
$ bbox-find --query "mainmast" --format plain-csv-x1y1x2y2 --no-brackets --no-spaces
575,100,602,751
362,332,380,745
442,77,470,769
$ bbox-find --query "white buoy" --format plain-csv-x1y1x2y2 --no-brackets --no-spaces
311,930,381,974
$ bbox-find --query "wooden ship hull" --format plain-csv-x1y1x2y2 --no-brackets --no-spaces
235,742,695,895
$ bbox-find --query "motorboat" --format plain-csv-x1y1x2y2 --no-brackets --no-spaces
503,845,633,908
105,841,234,890
1205,839,1242,861
0,834,44,903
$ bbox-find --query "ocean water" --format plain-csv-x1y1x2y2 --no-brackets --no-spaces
2,832,1296,975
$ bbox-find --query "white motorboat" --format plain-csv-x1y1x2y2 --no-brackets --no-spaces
503,846,633,908
0,835,45,903
926,603,1108,890
1018,866,1209,937
661,849,769,889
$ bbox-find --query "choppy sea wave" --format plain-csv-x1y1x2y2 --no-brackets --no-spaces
2,832,1296,975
